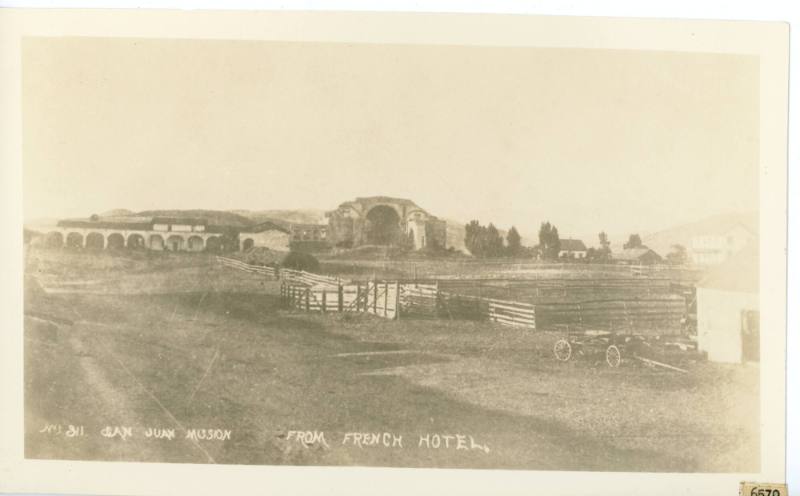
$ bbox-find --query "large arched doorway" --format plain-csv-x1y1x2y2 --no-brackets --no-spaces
65,232,84,249
242,238,255,251
106,233,125,250
127,233,145,249
167,235,184,252
365,205,403,245
44,232,64,249
149,234,165,250
85,233,105,250
187,236,204,252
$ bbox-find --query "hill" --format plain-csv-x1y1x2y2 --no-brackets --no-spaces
642,211,758,256
231,209,326,226
100,208,135,217
136,209,254,227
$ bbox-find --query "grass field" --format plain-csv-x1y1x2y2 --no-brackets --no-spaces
23,248,758,472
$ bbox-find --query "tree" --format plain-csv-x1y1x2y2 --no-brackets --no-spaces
486,223,504,257
623,234,643,250
465,220,486,257
550,226,561,259
538,221,561,260
282,251,320,272
599,231,610,250
506,226,522,257
666,244,688,265
217,226,240,252
465,220,510,258
595,231,611,261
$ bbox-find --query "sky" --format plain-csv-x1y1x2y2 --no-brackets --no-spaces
22,37,759,241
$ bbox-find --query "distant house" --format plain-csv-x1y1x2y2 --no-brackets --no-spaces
558,239,588,259
611,247,663,265
239,221,291,252
696,243,759,363
289,223,328,242
690,222,756,266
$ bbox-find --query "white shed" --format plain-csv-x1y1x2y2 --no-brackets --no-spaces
696,243,759,363
239,221,291,252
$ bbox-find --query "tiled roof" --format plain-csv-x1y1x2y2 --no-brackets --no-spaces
241,221,291,234
559,239,587,251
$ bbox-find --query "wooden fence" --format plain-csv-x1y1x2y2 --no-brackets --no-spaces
218,256,342,287
221,257,685,334
216,256,277,277
279,268,344,288
281,281,400,319
533,295,686,335
281,279,535,328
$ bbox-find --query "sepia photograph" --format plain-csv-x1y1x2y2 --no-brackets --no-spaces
0,7,791,496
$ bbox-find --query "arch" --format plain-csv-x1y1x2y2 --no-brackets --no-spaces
364,205,403,245
167,235,185,251
242,238,255,251
405,208,429,221
65,232,84,249
187,235,205,252
127,233,145,249
406,227,418,249
149,234,165,250
85,232,105,250
44,231,64,249
106,233,125,250
365,202,403,220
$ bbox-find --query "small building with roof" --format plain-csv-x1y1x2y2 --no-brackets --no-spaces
239,221,291,252
696,243,759,363
558,239,588,259
690,221,757,266
611,247,663,265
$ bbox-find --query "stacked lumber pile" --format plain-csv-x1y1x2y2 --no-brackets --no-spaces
534,295,686,335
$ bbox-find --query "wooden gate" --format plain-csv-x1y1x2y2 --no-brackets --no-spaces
364,281,399,319
282,281,399,320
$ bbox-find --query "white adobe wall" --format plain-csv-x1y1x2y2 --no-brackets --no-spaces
696,287,759,363
243,230,290,251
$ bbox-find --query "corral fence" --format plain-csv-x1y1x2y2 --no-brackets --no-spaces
217,256,344,287
219,256,690,334
534,296,687,336
280,279,536,328
217,256,278,277
279,267,345,288
281,280,400,319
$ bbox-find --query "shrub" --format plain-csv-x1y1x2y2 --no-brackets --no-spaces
282,251,320,272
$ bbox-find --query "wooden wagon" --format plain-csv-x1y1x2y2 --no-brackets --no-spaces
551,324,695,371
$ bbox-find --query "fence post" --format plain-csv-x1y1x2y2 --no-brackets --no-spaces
322,289,327,313
383,282,389,317
338,284,344,312
305,288,310,312
373,280,378,314
394,282,400,320
435,280,440,315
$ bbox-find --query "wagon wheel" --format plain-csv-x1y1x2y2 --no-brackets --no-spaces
554,339,572,362
606,344,622,368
